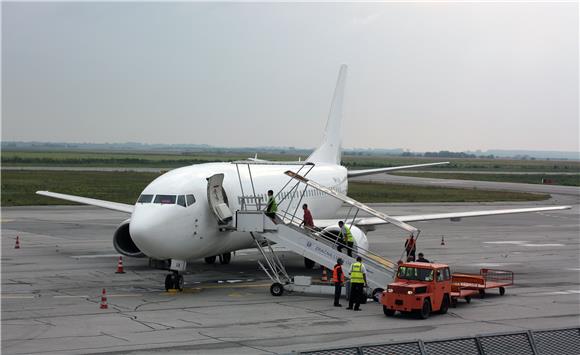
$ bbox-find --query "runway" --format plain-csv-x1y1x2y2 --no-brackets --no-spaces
2,178,579,354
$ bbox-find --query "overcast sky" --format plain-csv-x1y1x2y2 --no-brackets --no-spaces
2,1,578,152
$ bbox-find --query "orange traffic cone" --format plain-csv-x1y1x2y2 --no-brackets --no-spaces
115,256,125,274
100,288,108,309
441,236,445,246
14,236,20,249
321,267,328,282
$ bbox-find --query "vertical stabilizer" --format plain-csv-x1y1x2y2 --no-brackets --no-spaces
307,64,347,165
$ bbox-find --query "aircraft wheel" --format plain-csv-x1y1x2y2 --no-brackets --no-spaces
270,282,284,297
204,256,216,264
499,287,505,296
219,252,231,265
176,274,184,291
304,258,315,269
383,306,395,316
164,274,173,291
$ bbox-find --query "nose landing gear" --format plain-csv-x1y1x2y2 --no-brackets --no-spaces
165,271,184,291
165,259,186,292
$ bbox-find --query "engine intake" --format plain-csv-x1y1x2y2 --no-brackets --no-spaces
113,219,145,257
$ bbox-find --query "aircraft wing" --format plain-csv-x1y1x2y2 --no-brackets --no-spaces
347,161,449,178
313,205,572,228
36,191,134,214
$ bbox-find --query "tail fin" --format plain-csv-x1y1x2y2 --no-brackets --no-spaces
307,64,347,165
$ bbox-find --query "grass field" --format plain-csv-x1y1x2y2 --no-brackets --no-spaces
2,150,579,172
393,172,580,187
1,170,549,207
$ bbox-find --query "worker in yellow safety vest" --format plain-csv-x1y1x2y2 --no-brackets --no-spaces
265,190,278,219
347,256,367,311
338,221,354,257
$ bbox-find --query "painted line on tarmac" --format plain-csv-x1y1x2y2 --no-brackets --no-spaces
1,295,35,299
71,254,122,258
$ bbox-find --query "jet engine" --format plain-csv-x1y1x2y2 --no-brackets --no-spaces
321,224,370,251
113,219,145,257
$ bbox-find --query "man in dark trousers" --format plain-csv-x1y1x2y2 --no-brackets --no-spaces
265,190,277,219
332,258,345,307
405,234,416,260
416,253,430,263
299,204,315,230
347,256,367,311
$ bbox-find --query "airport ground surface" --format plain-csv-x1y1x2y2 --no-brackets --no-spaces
2,179,579,354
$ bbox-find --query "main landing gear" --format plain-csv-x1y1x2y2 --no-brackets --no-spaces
204,253,232,265
165,271,184,291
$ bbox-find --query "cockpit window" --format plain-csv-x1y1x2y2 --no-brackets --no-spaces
177,195,186,207
154,195,176,204
186,194,196,206
137,194,153,203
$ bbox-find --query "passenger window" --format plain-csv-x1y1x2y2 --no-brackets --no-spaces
177,195,186,207
137,194,153,203
186,194,196,206
154,195,176,204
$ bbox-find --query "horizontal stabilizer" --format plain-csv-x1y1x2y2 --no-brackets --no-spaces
347,162,449,178
36,191,134,214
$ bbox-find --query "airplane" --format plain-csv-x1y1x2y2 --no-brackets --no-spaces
37,65,571,290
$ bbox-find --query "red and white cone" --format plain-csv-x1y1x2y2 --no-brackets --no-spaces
115,256,125,274
14,236,20,249
441,236,445,246
100,288,108,309
321,267,328,282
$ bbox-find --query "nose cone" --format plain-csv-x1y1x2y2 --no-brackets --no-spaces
130,205,194,260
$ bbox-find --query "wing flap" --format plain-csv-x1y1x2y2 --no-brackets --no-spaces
36,191,134,213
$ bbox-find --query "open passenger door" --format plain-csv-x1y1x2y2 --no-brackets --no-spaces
207,173,233,225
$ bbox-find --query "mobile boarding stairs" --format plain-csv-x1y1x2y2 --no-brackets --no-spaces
232,161,421,300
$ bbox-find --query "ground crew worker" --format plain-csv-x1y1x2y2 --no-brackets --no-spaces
405,234,416,260
299,204,315,230
332,258,345,307
337,221,354,257
347,256,367,311
416,253,430,263
265,190,277,219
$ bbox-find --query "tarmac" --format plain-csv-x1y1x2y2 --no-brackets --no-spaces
2,178,579,354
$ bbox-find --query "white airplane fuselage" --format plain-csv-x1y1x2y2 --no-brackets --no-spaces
129,162,348,261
